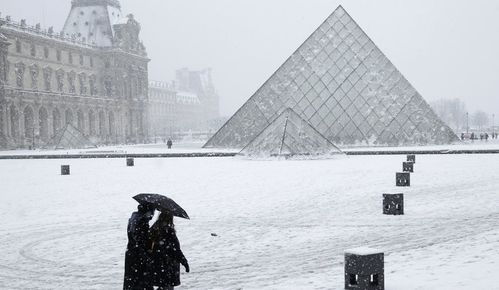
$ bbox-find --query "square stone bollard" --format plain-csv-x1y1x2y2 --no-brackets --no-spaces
126,157,134,167
407,154,416,163
402,162,414,173
345,247,384,289
61,165,70,175
396,172,410,187
383,193,404,215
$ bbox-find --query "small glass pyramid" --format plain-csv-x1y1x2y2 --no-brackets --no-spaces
50,123,97,149
239,108,344,158
205,6,458,149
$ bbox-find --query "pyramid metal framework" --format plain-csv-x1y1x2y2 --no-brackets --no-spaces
205,6,458,148
240,108,344,157
50,123,97,149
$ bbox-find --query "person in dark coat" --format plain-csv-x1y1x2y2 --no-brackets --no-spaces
167,139,173,149
149,212,189,290
124,204,155,290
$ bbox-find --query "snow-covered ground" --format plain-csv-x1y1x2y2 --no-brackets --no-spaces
0,153,498,289
2,139,499,157
0,141,238,156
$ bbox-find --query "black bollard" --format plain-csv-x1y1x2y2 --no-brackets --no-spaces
402,162,414,173
407,154,416,163
383,194,404,215
126,157,134,167
61,165,70,175
345,247,384,290
396,172,410,187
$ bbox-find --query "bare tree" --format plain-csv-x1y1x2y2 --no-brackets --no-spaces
430,98,467,132
472,110,489,130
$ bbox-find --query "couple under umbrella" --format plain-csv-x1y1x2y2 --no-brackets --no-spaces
124,193,190,290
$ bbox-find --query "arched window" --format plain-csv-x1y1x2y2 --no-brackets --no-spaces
23,106,34,138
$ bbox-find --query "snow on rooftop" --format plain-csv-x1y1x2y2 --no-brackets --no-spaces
62,2,123,47
345,247,383,256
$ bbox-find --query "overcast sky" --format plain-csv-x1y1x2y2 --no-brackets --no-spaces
2,0,499,118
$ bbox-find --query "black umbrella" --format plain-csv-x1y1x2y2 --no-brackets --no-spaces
133,193,190,219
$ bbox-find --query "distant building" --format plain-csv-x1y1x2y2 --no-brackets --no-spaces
175,67,220,123
175,90,202,131
0,0,149,149
148,81,176,137
148,68,220,139
148,80,202,138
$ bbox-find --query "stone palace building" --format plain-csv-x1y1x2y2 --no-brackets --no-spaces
0,0,149,149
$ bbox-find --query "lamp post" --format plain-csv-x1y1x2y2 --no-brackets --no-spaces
466,112,469,134
493,114,495,138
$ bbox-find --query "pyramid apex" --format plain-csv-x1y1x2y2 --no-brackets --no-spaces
71,0,121,9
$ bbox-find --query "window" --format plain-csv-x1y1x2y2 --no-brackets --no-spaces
67,71,76,94
15,62,25,88
89,75,97,96
78,73,87,95
105,79,112,96
68,52,73,64
56,70,64,92
90,57,94,68
44,47,49,59
30,44,36,57
56,50,61,61
15,40,22,53
79,54,84,66
43,67,52,91
370,274,379,286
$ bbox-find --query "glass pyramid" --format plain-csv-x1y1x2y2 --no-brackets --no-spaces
239,108,344,158
50,123,97,149
205,6,458,149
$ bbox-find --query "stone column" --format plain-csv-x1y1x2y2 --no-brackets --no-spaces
5,104,11,138
0,20,11,143
0,21,9,93
47,106,54,139
33,105,40,137
19,106,26,147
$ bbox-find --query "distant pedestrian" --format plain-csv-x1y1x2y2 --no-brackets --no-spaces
124,204,155,290
461,133,465,140
485,133,489,141
167,139,173,149
149,212,189,290
471,133,475,141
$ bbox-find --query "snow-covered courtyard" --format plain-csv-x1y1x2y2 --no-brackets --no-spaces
1,152,498,289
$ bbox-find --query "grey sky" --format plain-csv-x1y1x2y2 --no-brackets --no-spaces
2,0,499,118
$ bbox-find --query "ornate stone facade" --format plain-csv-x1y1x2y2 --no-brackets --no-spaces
0,0,149,149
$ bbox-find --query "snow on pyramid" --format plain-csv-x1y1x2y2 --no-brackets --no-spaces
205,6,458,149
50,123,97,150
239,108,344,158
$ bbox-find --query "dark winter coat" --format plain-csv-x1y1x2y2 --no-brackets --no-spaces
123,212,153,290
149,225,188,287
